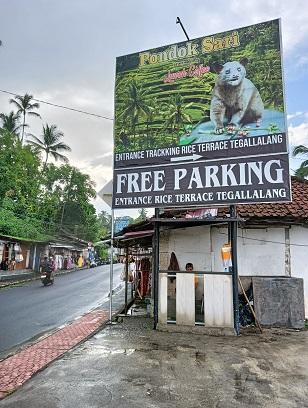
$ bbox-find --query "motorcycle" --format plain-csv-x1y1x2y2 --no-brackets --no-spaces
41,270,54,286
89,259,98,268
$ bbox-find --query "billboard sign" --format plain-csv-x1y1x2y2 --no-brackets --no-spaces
115,216,130,233
113,19,291,209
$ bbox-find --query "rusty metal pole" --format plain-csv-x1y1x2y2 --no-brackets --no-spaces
124,246,129,314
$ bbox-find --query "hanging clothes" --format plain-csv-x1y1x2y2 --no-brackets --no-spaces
15,253,24,263
77,256,84,268
14,243,21,252
167,252,180,282
140,257,151,296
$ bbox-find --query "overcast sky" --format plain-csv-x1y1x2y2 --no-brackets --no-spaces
0,0,307,217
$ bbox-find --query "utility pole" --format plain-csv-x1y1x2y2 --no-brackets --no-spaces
176,17,190,41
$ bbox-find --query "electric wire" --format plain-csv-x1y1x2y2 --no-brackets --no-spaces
2,206,308,248
0,89,114,121
218,229,308,247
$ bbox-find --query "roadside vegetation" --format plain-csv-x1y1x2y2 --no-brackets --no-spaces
0,93,142,248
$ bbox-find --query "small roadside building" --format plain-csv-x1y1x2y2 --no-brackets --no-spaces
0,230,89,274
0,234,47,273
115,176,308,331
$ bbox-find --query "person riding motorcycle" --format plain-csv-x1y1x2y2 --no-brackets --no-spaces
40,256,54,282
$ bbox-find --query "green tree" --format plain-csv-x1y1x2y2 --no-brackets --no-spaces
0,131,50,239
41,164,98,240
293,145,308,178
162,94,192,141
0,197,51,240
0,111,23,137
28,124,71,165
134,208,148,223
97,210,112,235
0,130,42,205
0,109,98,242
10,93,41,144
120,80,152,147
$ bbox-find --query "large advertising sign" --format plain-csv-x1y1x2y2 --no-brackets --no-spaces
113,19,291,209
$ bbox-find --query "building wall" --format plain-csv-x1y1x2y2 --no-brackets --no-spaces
290,225,308,317
161,225,288,276
0,241,29,271
159,224,308,318
211,226,287,276
160,226,212,271
160,226,212,301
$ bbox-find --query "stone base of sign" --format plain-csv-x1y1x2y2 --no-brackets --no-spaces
253,277,305,329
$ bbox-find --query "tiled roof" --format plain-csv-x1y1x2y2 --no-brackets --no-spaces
159,176,308,226
113,177,308,245
235,177,308,224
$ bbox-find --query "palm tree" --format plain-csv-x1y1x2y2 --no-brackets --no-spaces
162,94,192,141
97,210,112,234
120,80,152,147
10,93,41,144
0,111,23,137
28,124,71,166
293,145,308,179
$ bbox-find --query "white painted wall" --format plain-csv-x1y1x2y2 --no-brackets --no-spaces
159,226,212,271
159,224,308,320
162,225,288,277
159,226,232,326
211,227,287,276
159,226,212,302
290,225,308,317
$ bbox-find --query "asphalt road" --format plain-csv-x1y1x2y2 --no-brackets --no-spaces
0,264,123,357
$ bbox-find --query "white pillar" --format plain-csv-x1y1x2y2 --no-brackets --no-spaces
176,273,195,325
158,273,168,324
204,275,233,327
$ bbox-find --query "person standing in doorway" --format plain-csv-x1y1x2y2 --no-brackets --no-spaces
185,262,199,288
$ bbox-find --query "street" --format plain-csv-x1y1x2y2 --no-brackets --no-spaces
0,263,123,358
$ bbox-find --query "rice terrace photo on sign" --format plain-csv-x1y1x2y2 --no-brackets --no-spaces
114,19,286,168
112,19,291,209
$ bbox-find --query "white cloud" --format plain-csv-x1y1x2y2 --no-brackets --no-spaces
72,156,113,189
288,123,308,146
287,112,303,120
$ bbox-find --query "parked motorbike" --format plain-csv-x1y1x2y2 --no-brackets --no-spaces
41,271,54,286
89,259,98,268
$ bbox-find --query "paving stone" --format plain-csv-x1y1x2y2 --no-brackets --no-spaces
0,311,110,397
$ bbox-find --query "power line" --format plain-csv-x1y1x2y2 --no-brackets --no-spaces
0,89,114,121
218,229,308,247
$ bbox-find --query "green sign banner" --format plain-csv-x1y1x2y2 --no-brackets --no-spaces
113,19,291,209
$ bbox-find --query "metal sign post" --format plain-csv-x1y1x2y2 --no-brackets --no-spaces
230,205,240,335
97,180,114,323
153,207,160,330
109,208,114,322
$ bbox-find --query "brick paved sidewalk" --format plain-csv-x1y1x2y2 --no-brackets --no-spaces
0,310,110,399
